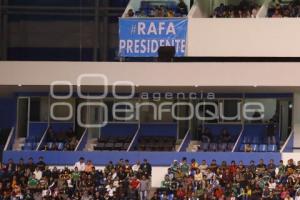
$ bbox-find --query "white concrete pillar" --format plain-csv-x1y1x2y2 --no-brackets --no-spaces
293,93,300,152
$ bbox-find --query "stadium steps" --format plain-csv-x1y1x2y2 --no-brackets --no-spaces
13,137,26,151
84,138,98,151
187,140,201,152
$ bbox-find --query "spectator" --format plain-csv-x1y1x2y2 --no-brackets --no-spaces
266,119,276,144
74,157,85,172
139,175,150,200
84,160,94,173
140,159,152,177
177,0,188,16
126,9,135,17
244,144,253,152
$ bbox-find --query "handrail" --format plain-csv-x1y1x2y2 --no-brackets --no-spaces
177,129,191,152
4,127,15,151
75,128,88,151
127,123,141,152
232,126,244,152
257,0,272,18
36,125,50,151
280,130,294,153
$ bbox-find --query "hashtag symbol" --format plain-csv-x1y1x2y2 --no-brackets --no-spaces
131,25,137,34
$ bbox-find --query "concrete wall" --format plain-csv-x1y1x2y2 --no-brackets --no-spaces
1,61,300,87
187,19,300,57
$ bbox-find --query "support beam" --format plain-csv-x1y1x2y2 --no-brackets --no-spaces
0,0,3,60
93,0,99,61
293,93,300,152
100,0,109,61
2,0,7,60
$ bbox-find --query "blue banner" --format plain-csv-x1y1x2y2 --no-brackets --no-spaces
119,18,188,57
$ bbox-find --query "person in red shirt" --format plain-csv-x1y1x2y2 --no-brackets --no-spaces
176,185,186,200
130,176,140,189
229,160,237,175
214,186,224,199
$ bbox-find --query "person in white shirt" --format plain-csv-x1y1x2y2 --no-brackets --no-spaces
295,190,300,200
74,157,85,172
132,161,140,173
34,167,43,180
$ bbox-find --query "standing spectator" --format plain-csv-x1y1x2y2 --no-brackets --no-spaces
141,159,152,177
266,119,276,144
85,160,94,173
139,175,150,200
36,156,46,171
74,157,85,172
177,0,188,16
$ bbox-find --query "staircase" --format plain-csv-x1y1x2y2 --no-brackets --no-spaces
13,137,26,151
84,138,98,151
187,140,201,152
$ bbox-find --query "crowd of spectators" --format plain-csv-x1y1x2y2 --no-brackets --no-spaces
125,0,188,18
212,0,260,18
43,128,78,151
156,157,300,199
0,157,152,200
268,0,300,18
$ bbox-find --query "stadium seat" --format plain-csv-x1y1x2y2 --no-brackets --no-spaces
252,144,258,152
268,144,278,152
259,144,267,152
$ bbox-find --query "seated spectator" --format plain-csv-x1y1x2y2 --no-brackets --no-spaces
244,144,253,152
212,0,260,18
272,8,283,18
126,9,135,17
167,8,175,17
177,0,188,16
219,128,232,143
201,128,212,143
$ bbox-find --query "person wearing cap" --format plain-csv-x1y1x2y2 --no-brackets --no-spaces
74,157,85,172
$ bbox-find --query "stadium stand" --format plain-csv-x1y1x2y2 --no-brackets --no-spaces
0,157,152,199
156,157,300,199
125,0,188,17
212,1,261,18
268,0,300,17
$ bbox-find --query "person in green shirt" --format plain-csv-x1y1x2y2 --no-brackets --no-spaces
161,175,171,189
27,174,39,189
72,167,81,188
180,158,190,177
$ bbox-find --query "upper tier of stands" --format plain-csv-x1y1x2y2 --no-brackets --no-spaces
124,0,189,17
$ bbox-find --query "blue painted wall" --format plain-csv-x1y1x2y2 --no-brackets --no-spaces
140,123,177,137
0,97,16,128
101,123,138,138
2,151,281,166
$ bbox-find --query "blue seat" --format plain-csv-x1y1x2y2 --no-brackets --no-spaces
23,143,33,150
209,143,217,151
57,142,64,151
252,144,258,152
47,142,53,149
239,144,245,152
259,144,267,152
218,143,227,151
202,143,209,151
268,144,277,152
